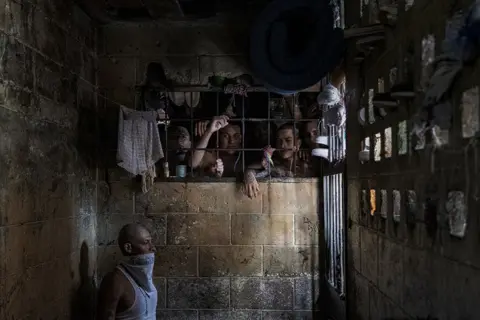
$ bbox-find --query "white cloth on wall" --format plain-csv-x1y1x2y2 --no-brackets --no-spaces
117,106,164,193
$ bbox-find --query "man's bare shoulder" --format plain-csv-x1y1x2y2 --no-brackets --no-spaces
101,268,128,290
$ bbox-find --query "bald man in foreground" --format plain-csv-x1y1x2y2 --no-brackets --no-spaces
96,223,157,320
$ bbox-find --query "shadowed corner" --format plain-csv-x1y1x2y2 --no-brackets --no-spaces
71,241,97,320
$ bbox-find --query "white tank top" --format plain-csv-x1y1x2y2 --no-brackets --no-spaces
115,266,157,320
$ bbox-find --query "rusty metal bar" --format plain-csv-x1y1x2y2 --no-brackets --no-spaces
167,117,322,122
163,147,309,151
135,84,321,93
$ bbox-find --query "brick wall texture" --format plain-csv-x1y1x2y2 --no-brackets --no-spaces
346,0,480,318
97,179,321,319
0,0,100,319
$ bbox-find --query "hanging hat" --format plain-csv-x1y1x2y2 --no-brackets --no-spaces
144,62,171,89
250,0,345,91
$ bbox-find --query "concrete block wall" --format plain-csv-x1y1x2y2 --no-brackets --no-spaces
97,179,322,319
345,0,480,318
0,0,100,318
98,20,251,109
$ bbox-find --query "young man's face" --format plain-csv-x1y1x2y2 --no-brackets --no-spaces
276,128,300,159
304,121,318,149
126,227,156,256
169,127,191,151
219,124,242,155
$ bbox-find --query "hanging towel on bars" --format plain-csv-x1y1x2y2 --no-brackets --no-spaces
117,106,164,193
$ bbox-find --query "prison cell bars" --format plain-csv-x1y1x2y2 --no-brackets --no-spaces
323,123,346,296
159,92,322,177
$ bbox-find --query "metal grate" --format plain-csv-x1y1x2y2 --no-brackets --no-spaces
143,86,323,178
323,124,346,296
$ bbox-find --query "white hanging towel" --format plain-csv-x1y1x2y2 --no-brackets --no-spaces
117,106,164,193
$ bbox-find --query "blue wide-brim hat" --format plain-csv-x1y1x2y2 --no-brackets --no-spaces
250,0,345,92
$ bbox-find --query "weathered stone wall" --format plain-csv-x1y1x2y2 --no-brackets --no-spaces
97,178,321,319
0,0,99,318
345,0,480,318
99,20,250,109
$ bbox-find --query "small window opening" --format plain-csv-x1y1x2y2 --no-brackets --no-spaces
445,191,467,238
398,120,408,155
374,133,381,161
393,190,401,222
368,89,375,124
370,189,376,215
380,190,387,219
461,87,480,138
384,127,392,158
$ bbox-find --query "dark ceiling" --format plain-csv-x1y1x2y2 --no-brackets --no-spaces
77,0,272,23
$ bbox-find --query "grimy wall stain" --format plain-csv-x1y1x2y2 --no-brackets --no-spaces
95,22,323,319
0,0,100,318
345,0,480,318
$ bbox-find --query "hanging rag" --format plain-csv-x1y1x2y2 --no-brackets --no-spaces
117,106,164,193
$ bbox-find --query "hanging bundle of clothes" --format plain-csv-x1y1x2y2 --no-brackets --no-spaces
317,83,347,128
117,106,165,193
412,1,480,146
313,82,350,161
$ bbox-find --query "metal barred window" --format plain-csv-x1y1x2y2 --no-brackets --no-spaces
138,85,323,179
323,123,346,296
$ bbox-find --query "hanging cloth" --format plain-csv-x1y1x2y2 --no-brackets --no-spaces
117,106,164,193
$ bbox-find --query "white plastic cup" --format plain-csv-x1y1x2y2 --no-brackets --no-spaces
176,165,187,178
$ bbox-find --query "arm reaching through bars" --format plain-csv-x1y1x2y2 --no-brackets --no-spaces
189,115,229,169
